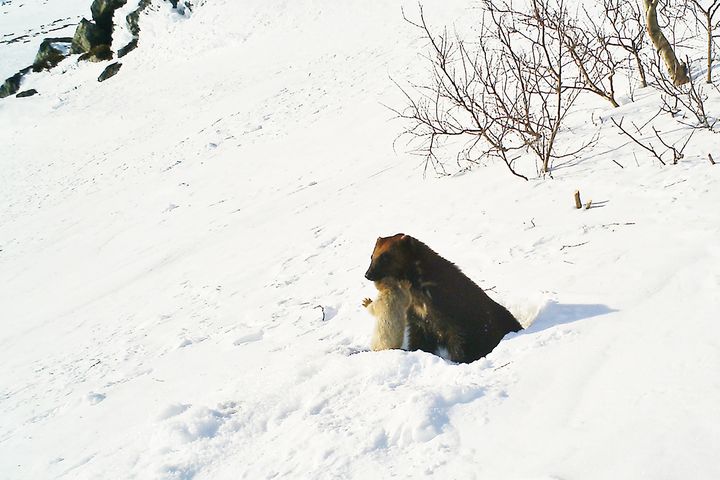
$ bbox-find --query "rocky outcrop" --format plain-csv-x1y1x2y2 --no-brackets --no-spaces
127,0,152,36
2,0,196,100
32,37,73,71
98,62,122,82
118,0,193,58
71,0,130,56
3,0,129,99
91,0,128,30
1,37,72,99
172,1,195,14
117,38,138,58
71,18,112,54
79,44,113,62
118,0,152,58
0,67,31,99
16,89,38,98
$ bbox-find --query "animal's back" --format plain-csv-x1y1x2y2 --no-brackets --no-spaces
411,238,522,362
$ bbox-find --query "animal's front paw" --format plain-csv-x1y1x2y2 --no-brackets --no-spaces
399,279,412,290
362,298,373,308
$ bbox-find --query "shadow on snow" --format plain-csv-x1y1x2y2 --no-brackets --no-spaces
521,300,617,335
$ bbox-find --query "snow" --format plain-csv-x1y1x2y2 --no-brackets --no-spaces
1,0,720,479
0,0,89,79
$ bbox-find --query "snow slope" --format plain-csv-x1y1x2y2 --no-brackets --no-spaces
1,0,720,479
0,0,90,79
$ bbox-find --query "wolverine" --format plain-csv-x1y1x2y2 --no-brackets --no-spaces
364,234,522,363
362,278,412,351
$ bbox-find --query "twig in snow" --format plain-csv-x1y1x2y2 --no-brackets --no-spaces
560,241,589,250
494,361,512,371
314,305,326,321
664,179,688,188
600,222,636,227
652,127,696,165
637,108,663,132
709,154,716,165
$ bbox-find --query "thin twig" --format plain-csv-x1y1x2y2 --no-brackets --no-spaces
560,241,589,250
611,117,666,165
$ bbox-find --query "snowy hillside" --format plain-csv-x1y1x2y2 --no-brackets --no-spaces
1,0,720,479
0,0,90,80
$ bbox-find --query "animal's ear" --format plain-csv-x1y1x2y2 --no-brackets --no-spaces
399,234,415,250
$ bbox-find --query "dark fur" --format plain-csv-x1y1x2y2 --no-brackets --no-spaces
365,234,522,363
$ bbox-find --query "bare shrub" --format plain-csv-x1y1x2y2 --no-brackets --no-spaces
394,0,602,179
686,0,720,83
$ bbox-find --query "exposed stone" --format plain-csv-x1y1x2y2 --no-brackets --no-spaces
117,39,137,58
91,0,128,29
71,18,111,54
127,0,152,36
79,44,113,62
32,37,73,72
16,89,38,98
0,67,31,99
98,62,122,82
174,1,194,15
119,0,152,57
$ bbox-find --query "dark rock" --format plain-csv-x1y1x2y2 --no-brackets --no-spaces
32,37,73,71
16,89,38,98
172,1,194,15
71,18,111,54
117,38,137,58
0,66,31,99
126,0,152,36
91,0,128,29
79,44,113,62
98,62,122,82
119,0,152,57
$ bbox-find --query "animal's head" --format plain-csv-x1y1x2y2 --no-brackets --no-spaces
365,233,416,282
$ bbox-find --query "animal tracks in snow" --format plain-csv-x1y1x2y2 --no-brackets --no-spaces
85,392,106,405
233,330,264,346
156,403,192,421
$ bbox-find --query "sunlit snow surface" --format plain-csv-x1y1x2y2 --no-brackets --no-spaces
1,1,719,479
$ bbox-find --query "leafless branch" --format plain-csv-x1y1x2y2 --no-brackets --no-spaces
611,117,667,165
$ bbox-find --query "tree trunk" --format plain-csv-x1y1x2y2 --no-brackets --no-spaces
643,0,689,86
707,12,713,84
633,49,648,88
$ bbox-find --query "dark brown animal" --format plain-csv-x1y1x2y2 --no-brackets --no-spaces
364,234,522,363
